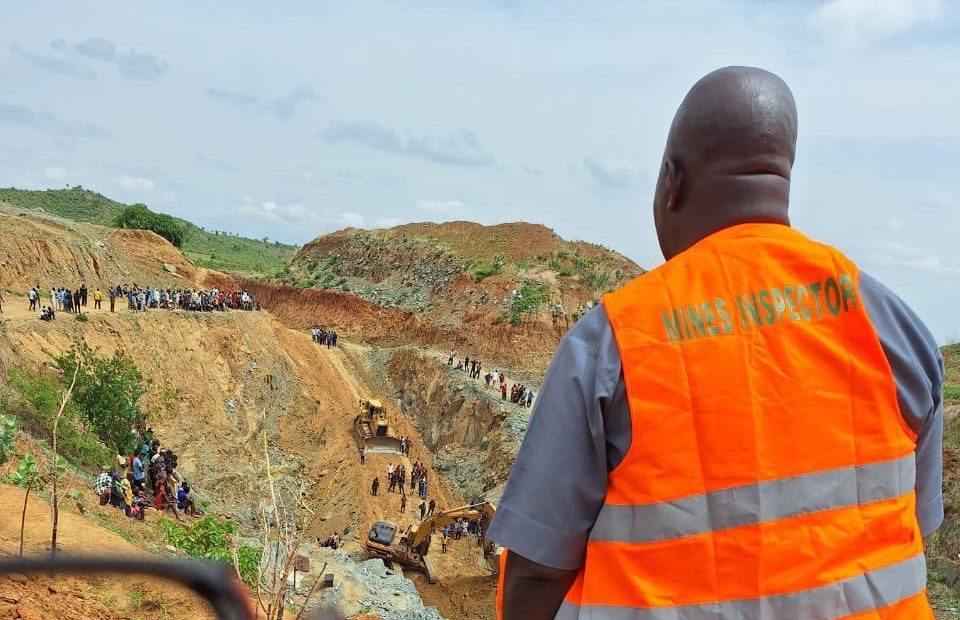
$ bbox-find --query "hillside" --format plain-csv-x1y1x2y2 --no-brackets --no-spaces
273,221,644,376
0,187,298,278
0,203,234,294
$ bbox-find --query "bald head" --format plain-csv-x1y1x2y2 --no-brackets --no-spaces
653,67,799,259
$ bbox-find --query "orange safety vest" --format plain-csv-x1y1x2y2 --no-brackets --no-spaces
556,223,931,620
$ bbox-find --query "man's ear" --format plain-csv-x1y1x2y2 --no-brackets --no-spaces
664,158,683,212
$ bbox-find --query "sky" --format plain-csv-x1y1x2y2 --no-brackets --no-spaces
1,0,958,342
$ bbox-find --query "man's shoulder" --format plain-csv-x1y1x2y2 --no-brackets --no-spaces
859,272,939,355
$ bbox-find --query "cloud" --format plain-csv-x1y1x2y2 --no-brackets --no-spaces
115,51,167,80
521,164,543,176
42,166,82,181
115,175,156,192
0,101,107,138
866,240,960,277
205,87,259,106
319,120,495,166
417,199,466,215
237,197,365,230
811,0,946,45
206,84,322,118
273,84,323,118
583,156,641,189
10,44,95,79
73,37,117,61
69,38,167,80
196,155,239,173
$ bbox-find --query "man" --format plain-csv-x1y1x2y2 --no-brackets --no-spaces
94,288,102,310
359,446,366,465
401,493,407,513
27,287,37,312
94,469,113,506
419,501,426,521
489,67,943,620
109,287,116,313
371,476,380,496
428,499,436,518
80,283,88,307
132,453,146,492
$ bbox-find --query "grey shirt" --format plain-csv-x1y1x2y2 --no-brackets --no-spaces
488,272,944,570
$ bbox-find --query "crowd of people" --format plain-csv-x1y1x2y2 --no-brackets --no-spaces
116,285,258,313
440,516,486,553
311,325,339,348
93,428,201,522
25,283,259,320
447,350,536,408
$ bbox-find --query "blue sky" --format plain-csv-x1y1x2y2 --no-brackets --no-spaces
1,0,958,341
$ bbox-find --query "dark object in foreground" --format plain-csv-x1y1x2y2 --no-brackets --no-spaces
0,556,344,620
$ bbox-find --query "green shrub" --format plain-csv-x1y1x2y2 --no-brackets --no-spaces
54,340,149,455
0,415,19,465
473,254,504,281
508,280,550,325
159,516,236,561
2,368,111,468
113,204,185,247
236,544,263,589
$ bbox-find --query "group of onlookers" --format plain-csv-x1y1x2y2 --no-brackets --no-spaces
310,325,339,348
26,282,259,319
93,428,202,521
447,350,536,408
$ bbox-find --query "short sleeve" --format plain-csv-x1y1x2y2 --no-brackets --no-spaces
859,272,944,536
487,306,628,570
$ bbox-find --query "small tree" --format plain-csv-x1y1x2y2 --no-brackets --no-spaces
50,363,79,558
54,340,148,455
10,454,46,556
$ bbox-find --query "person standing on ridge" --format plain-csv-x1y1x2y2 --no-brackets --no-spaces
489,67,943,620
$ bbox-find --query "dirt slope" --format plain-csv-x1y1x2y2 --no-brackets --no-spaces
0,485,216,619
0,204,232,295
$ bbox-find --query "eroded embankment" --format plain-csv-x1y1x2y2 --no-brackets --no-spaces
0,205,231,293
385,348,524,502
246,280,570,379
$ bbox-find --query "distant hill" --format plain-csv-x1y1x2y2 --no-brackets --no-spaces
0,187,298,278
266,221,644,375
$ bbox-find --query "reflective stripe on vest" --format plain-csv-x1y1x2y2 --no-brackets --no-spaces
557,553,927,620
563,224,931,620
590,454,915,544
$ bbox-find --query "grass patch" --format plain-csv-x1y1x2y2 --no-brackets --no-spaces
0,367,112,468
472,254,504,282
507,280,551,325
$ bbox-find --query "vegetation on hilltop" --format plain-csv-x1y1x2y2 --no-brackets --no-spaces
0,187,298,278
114,203,185,247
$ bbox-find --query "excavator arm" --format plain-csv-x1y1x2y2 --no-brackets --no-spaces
406,502,497,551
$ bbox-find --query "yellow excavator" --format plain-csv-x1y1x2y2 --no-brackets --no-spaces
355,398,403,454
365,502,498,583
